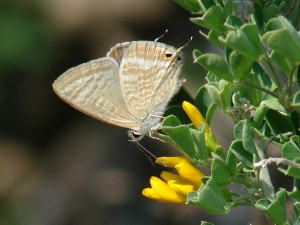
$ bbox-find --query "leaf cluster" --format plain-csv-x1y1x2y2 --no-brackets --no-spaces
163,0,300,224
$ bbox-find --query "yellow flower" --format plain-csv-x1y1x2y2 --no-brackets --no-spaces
182,101,221,152
182,101,210,133
142,157,204,204
142,176,187,204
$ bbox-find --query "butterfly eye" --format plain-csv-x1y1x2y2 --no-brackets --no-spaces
177,56,182,61
128,130,143,140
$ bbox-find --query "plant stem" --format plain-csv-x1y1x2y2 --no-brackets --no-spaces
237,80,279,98
254,157,300,170
288,65,297,98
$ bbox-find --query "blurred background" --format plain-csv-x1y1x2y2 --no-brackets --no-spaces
0,0,271,224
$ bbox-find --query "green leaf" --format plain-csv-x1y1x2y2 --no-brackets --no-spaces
253,2,263,29
265,109,295,135
264,16,300,63
255,189,287,225
205,30,226,49
161,126,196,158
190,5,225,32
264,2,284,22
187,179,231,214
280,137,300,179
282,136,300,160
205,71,220,82
264,15,286,31
270,51,294,75
159,115,209,165
211,157,232,186
288,189,300,202
290,111,300,134
192,49,202,60
252,103,269,129
224,15,243,29
292,91,300,111
223,23,264,60
204,84,222,110
261,98,285,112
157,115,184,150
233,120,243,139
279,158,300,179
197,0,216,11
229,140,253,167
292,202,300,222
226,149,237,176
162,114,181,127
205,80,232,113
294,91,300,104
253,137,272,212
173,0,201,13
222,0,234,19
194,86,215,124
238,72,262,107
252,63,273,100
242,120,257,155
194,53,233,82
206,103,217,125
227,49,253,80
191,124,209,163
259,166,275,200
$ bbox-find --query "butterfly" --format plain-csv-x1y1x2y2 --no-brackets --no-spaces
52,41,185,141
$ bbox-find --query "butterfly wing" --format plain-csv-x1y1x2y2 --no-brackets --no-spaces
106,42,130,66
119,41,184,120
53,58,140,130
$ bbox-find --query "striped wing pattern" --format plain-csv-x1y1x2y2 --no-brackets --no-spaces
52,58,140,130
53,41,184,137
119,42,184,133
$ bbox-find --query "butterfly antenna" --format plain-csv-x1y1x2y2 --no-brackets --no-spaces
177,36,193,52
130,140,166,167
155,29,169,42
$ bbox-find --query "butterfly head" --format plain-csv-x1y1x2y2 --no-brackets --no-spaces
128,130,145,142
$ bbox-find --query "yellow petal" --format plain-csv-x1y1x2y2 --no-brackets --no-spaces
175,159,204,188
182,101,221,152
182,101,210,133
160,171,196,195
142,188,162,201
143,176,186,204
157,157,204,188
156,156,184,167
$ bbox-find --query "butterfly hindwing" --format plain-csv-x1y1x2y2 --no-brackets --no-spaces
53,58,140,130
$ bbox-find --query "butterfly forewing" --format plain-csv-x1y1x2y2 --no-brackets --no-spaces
119,42,183,120
53,58,140,130
145,46,184,114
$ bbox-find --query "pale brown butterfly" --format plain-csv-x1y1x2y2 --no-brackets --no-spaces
52,40,185,141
